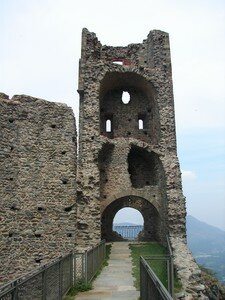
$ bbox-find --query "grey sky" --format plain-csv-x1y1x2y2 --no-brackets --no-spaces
1,0,225,230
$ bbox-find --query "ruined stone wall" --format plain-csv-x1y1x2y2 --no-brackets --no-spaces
0,93,77,285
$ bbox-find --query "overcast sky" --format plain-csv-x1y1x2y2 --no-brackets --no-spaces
1,0,225,230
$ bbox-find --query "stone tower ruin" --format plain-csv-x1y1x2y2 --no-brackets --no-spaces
77,29,200,289
0,28,205,294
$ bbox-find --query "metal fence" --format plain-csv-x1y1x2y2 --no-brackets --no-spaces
0,241,106,300
140,256,173,300
113,225,143,240
139,236,174,300
85,240,105,282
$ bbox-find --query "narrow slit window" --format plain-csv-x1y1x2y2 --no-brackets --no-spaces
138,119,144,130
122,91,130,104
106,119,111,132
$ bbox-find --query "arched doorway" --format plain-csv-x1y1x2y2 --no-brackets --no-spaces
101,196,162,242
113,207,144,240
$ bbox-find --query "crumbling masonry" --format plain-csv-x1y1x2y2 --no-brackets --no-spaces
0,94,77,283
76,28,201,293
0,29,205,296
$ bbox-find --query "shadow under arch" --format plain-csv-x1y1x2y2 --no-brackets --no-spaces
101,195,163,242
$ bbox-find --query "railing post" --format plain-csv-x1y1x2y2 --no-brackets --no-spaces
140,259,143,300
91,249,94,278
42,268,47,300
70,252,73,287
166,235,174,298
170,256,174,299
97,243,100,269
73,253,76,285
59,259,62,299
167,258,171,294
12,280,18,300
85,251,88,284
104,241,106,260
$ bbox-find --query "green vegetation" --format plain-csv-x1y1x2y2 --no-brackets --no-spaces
104,243,112,267
199,265,225,299
129,242,166,290
64,281,92,300
199,265,220,286
64,243,112,299
196,253,225,284
174,271,183,293
129,242,182,293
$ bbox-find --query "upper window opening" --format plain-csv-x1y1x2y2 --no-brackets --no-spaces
106,119,111,132
112,61,123,65
122,91,130,104
138,119,144,130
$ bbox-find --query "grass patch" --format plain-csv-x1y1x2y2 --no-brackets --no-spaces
129,242,182,293
174,272,183,293
64,281,92,299
130,242,166,290
104,243,112,267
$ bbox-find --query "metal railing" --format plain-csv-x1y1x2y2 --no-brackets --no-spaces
139,236,174,299
113,225,143,240
140,256,173,300
0,240,106,300
0,253,73,300
85,240,105,282
166,236,174,298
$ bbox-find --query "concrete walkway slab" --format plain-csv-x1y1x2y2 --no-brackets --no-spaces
75,242,139,300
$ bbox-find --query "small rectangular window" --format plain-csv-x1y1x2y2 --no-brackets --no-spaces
106,119,111,132
138,113,146,130
138,119,144,130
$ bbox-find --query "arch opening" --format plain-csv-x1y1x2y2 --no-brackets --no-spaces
101,195,164,242
113,207,144,240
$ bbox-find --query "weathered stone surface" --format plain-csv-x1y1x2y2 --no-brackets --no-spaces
0,94,77,284
76,28,203,295
1,29,221,299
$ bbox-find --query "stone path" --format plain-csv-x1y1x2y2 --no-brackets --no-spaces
75,242,140,300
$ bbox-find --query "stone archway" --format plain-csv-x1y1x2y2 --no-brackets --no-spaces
101,195,162,242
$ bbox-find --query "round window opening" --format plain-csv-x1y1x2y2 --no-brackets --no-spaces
122,91,130,104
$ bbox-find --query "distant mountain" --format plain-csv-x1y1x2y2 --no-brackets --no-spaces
187,215,225,285
186,215,225,255
113,217,225,283
114,222,141,226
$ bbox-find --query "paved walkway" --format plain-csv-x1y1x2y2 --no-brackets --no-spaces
75,242,140,300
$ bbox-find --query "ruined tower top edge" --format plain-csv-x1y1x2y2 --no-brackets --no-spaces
80,28,171,66
78,28,172,92
81,27,170,47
